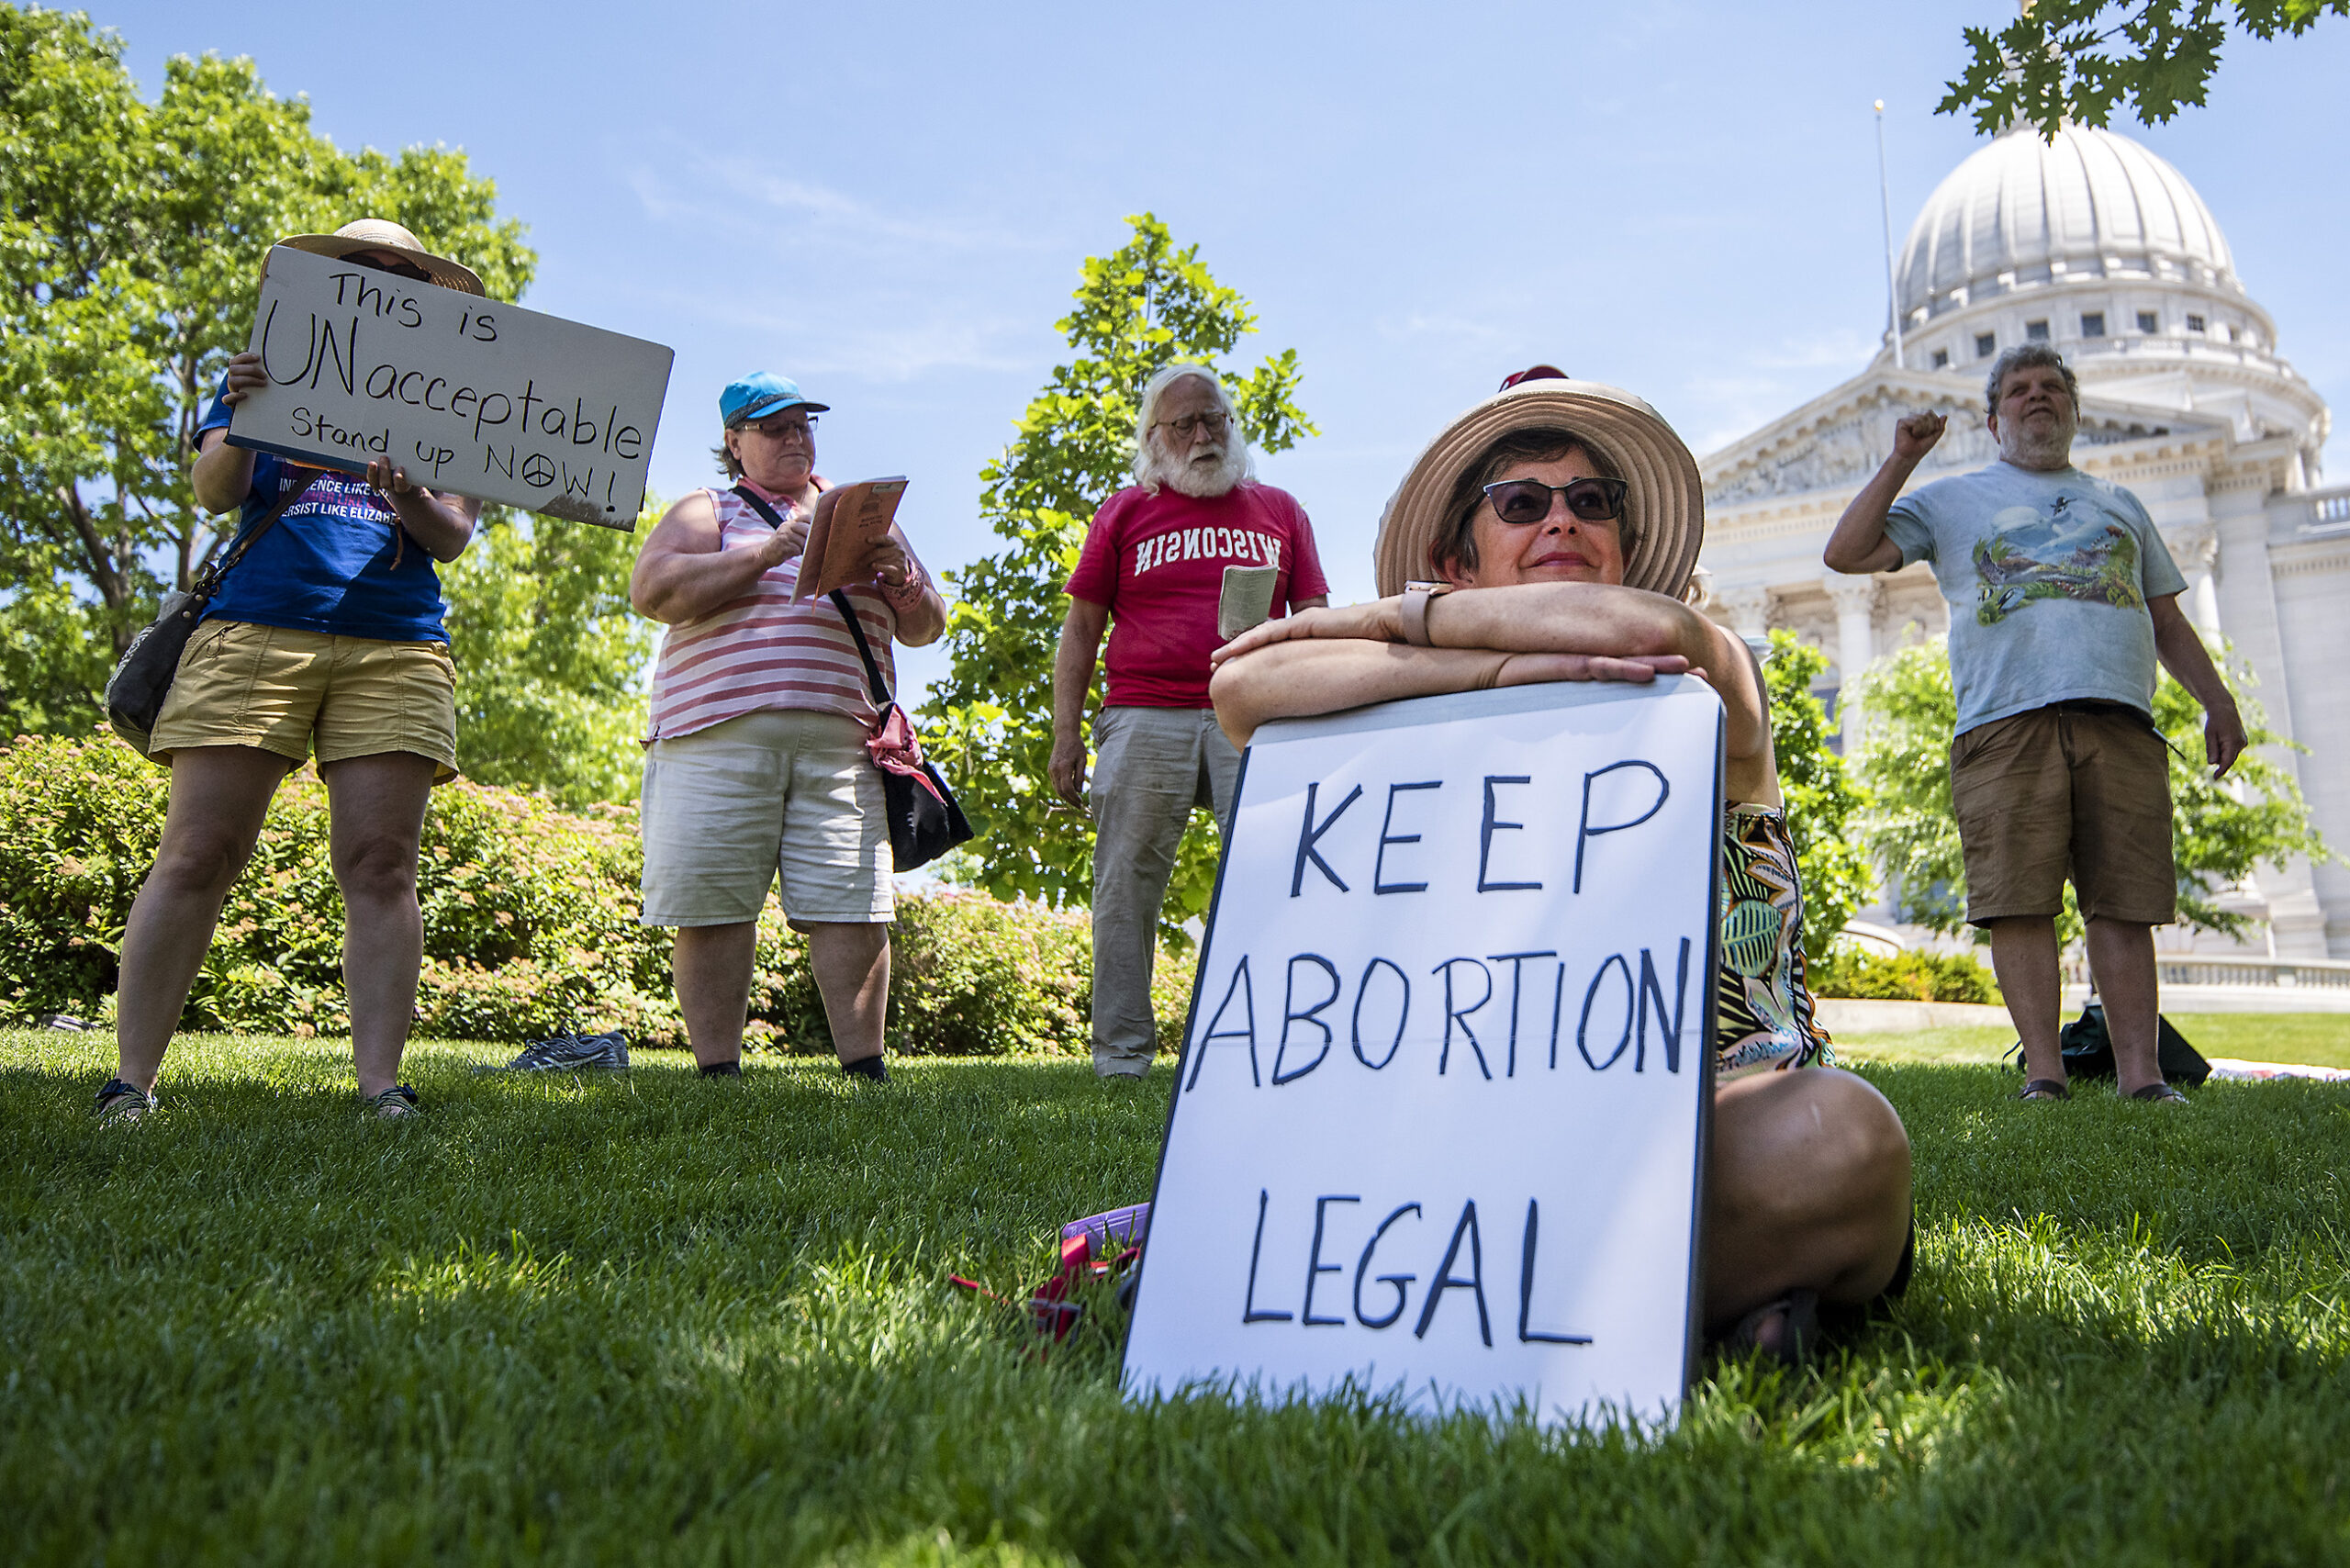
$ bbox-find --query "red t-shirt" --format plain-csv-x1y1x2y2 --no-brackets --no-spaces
1066,482,1330,709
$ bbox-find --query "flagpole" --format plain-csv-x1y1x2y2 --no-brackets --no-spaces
1875,99,1905,370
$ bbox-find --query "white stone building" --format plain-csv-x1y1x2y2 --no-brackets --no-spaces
1696,122,2350,958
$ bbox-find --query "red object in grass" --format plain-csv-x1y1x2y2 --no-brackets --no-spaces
949,1203,1150,1347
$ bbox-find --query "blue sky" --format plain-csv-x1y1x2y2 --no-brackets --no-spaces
95,0,2350,702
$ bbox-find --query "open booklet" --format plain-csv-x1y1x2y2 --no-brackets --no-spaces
790,476,910,601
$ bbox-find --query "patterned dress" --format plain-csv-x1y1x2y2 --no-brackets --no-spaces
1716,802,1836,1077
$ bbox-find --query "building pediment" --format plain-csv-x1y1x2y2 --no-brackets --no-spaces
1700,365,2226,509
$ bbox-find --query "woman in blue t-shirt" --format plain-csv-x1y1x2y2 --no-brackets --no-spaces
95,220,487,1124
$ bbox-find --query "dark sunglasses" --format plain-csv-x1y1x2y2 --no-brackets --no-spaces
1482,476,1628,525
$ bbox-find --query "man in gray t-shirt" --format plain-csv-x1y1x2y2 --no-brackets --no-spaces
1825,345,2244,1106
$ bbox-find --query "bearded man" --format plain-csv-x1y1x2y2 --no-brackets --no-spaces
1051,364,1331,1079
1826,343,2245,1106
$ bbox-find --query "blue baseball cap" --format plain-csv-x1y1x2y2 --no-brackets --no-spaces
720,371,830,428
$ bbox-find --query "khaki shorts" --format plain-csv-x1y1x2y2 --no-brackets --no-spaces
150,620,459,782
639,708,893,929
1950,701,2176,926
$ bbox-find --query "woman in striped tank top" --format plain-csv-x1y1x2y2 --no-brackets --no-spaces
630,373,946,1082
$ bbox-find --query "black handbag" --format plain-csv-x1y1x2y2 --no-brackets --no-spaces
106,466,323,755
826,588,974,870
2047,1003,2212,1085
727,485,974,870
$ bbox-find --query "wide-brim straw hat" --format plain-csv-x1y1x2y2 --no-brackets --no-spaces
271,218,486,297
1372,379,1705,599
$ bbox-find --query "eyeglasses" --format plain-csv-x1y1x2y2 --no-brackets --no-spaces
1482,476,1628,526
1153,410,1229,441
743,416,818,439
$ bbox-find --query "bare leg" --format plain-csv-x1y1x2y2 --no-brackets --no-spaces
1986,915,2065,1085
2085,917,2163,1095
113,746,291,1093
321,752,437,1099
673,922,758,1069
807,921,890,1066
1703,1067,1913,1327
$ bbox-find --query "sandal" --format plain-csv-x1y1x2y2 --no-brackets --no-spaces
363,1084,421,1119
94,1078,153,1123
2019,1079,2072,1102
2129,1082,2188,1104
1725,1288,1818,1366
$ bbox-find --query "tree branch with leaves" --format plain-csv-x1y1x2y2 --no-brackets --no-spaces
1940,0,2346,139
917,215,1313,936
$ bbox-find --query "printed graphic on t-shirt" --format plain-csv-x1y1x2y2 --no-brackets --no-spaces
1131,524,1283,577
1971,496,2145,625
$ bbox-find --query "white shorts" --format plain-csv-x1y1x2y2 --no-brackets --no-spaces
639,708,892,928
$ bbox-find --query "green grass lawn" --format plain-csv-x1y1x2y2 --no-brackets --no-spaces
6,1030,2348,1566
1837,1012,2350,1070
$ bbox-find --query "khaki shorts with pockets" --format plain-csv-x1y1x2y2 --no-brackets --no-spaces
149,619,458,781
639,708,893,929
1950,700,2176,927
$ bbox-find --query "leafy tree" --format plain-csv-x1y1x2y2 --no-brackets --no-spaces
0,6,532,735
1940,0,2348,139
1852,636,2331,938
1760,631,1874,959
439,505,655,811
918,214,1313,935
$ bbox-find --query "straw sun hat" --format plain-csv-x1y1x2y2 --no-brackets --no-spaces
1371,379,1705,599
271,218,486,297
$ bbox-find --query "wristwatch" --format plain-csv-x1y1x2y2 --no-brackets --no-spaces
1399,580,1453,646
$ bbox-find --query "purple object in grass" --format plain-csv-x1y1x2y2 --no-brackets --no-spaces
1062,1204,1150,1258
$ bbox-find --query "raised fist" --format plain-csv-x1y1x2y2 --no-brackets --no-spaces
1893,411,1948,463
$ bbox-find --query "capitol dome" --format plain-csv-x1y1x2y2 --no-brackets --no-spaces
1895,123,2238,323
1875,120,2321,445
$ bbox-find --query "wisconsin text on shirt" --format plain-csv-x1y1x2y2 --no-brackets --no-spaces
1135,526,1285,577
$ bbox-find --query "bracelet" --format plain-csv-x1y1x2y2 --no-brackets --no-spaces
1399,580,1451,646
880,564,925,606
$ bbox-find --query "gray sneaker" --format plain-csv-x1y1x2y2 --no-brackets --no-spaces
481,1030,631,1073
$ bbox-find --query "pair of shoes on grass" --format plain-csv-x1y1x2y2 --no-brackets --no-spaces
96,1079,423,1120
2018,1078,2188,1104
693,1057,888,1083
478,1030,631,1074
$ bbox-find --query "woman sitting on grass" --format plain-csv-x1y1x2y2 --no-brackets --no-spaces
1208,375,1913,1356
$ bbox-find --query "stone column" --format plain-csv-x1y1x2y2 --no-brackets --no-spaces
2174,526,2221,636
1718,585,1774,644
1823,575,1880,749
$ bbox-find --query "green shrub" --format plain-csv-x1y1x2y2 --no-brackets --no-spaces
0,732,1193,1056
1810,944,2002,1005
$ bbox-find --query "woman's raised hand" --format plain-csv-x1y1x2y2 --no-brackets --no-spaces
218,351,269,407
364,457,421,497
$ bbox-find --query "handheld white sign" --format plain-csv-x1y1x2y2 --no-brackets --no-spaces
227,244,674,531
1123,678,1723,1428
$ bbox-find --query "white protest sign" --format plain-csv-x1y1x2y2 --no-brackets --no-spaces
1123,678,1722,1428
227,244,674,530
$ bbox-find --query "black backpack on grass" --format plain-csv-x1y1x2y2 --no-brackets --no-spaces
2053,1003,2211,1085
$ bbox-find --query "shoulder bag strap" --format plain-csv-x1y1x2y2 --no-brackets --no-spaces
196,465,326,593
827,588,894,709
728,481,792,532
730,483,893,707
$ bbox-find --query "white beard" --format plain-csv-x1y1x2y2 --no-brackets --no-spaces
1148,441,1252,498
